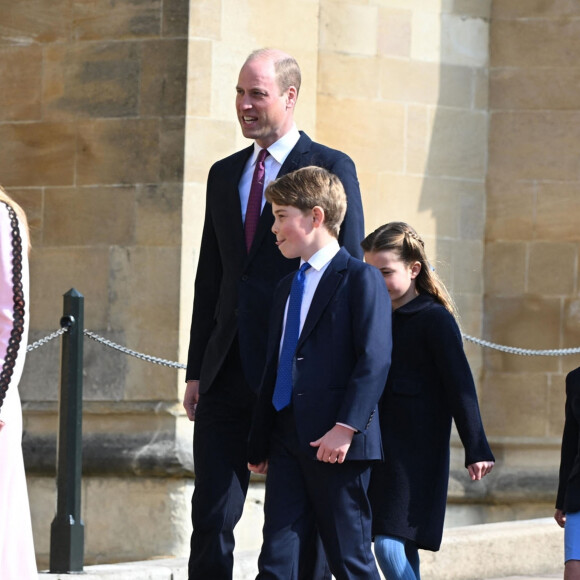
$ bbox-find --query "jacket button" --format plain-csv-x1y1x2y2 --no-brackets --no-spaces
241,275,249,282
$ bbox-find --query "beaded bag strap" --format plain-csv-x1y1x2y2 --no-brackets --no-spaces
0,201,26,412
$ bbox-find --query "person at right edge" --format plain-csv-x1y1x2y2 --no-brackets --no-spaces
555,367,580,580
362,221,495,580
183,47,364,580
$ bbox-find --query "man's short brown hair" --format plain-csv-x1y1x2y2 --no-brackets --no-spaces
265,166,347,238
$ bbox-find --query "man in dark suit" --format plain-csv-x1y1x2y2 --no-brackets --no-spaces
247,166,392,579
183,48,364,579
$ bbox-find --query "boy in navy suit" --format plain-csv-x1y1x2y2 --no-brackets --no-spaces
248,166,392,579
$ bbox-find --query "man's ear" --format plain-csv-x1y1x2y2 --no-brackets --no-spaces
311,206,325,228
285,86,297,110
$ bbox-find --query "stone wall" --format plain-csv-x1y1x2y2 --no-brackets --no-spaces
0,0,575,567
481,0,580,486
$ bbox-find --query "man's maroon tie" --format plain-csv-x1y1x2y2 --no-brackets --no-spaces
245,148,270,251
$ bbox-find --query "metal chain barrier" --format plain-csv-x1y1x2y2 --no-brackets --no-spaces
83,330,187,369
25,328,580,363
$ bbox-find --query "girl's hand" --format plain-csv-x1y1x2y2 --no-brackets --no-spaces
467,461,494,481
555,509,566,528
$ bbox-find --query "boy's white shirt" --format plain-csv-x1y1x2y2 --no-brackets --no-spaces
279,239,356,432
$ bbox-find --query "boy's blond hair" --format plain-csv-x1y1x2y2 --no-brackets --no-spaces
265,166,347,238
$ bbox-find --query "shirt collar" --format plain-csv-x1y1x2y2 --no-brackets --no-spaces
302,240,340,272
252,125,300,166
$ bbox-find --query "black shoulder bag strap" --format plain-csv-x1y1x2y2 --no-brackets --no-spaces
0,201,26,413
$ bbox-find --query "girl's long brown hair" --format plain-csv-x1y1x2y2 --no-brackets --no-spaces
361,221,457,318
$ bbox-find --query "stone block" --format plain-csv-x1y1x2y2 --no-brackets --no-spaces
412,11,489,67
491,19,580,67
406,105,431,175
377,8,411,58
29,247,111,329
425,108,487,180
0,45,42,121
0,122,76,187
141,39,187,117
108,245,180,336
379,58,473,107
491,111,580,181
492,0,580,18
184,118,238,184
44,42,140,120
474,66,489,110
480,371,549,437
318,53,380,100
484,241,526,297
452,240,483,295
160,117,186,182
528,242,576,296
491,67,580,111
135,183,182,246
485,179,535,241
163,0,189,38
188,0,221,39
317,95,404,175
482,296,561,373
0,0,71,44
72,0,161,41
77,118,160,185
536,183,580,241
43,186,136,246
319,0,378,56
185,39,213,117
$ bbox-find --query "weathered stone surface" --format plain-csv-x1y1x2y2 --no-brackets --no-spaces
43,187,136,246
0,45,42,121
72,0,162,41
77,118,160,185
141,39,188,117
0,122,76,187
44,42,140,120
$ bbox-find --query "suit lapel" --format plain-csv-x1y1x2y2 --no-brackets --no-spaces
227,145,254,254
298,249,349,349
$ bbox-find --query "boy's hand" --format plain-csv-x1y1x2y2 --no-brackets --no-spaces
467,461,495,481
248,461,268,475
310,424,354,463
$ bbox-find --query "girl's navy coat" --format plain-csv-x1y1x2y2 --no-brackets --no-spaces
368,293,494,552
556,367,580,515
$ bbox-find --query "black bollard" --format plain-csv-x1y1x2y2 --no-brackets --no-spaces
49,288,85,572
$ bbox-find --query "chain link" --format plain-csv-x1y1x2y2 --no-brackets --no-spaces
463,334,580,357
26,327,68,352
83,330,187,369
25,328,580,364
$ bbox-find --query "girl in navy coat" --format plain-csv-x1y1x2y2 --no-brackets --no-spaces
361,222,495,580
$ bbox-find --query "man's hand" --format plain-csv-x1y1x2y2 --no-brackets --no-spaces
183,380,200,421
248,461,268,475
467,461,495,481
310,424,354,463
555,508,566,528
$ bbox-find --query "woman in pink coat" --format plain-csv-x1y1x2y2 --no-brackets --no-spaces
0,187,37,578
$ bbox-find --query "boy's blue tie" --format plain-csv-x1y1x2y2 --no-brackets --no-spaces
272,262,311,411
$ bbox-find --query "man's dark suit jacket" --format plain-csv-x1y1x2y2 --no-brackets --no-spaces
248,248,392,464
186,132,364,394
556,366,580,514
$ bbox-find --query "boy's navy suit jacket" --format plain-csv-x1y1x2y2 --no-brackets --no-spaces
248,247,392,464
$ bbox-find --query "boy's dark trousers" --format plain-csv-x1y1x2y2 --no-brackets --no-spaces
256,408,381,580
